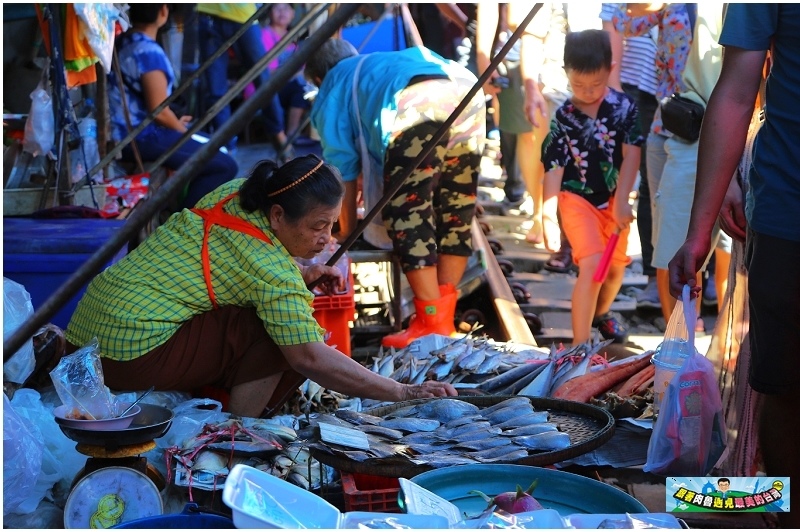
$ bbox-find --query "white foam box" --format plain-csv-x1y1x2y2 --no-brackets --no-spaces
223,464,449,529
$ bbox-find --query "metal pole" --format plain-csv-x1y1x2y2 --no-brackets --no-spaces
3,3,362,361
309,4,543,289
145,3,327,175
70,3,272,193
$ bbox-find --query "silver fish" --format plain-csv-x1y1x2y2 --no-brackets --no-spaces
356,424,405,441
473,447,531,463
468,444,528,461
416,398,481,423
494,411,551,429
444,414,488,428
333,409,383,426
512,431,572,451
485,405,535,425
427,358,456,381
378,417,441,432
501,423,559,437
399,432,442,445
435,420,494,439
456,348,487,372
480,397,534,415
452,437,513,451
446,426,503,443
409,452,480,468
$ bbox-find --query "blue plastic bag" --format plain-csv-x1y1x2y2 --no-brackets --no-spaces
644,286,728,476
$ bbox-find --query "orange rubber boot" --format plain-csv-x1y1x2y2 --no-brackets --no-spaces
381,284,457,348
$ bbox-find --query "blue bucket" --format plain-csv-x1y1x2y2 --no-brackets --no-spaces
114,503,234,529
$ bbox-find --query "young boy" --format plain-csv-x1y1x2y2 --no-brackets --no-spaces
541,29,643,344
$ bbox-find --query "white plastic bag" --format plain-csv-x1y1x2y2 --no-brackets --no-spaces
22,77,54,157
74,3,122,73
644,286,728,476
3,393,42,516
3,278,36,385
157,398,228,449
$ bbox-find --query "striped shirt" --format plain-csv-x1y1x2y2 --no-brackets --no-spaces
66,179,324,361
600,4,658,96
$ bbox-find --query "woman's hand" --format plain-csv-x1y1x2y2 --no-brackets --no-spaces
401,380,458,400
303,263,345,295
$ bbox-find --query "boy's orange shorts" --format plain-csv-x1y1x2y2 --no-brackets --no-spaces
558,191,631,268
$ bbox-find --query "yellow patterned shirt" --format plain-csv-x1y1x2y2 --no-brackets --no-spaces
197,3,257,24
66,179,324,361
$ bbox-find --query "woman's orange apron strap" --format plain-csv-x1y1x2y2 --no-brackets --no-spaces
191,193,272,308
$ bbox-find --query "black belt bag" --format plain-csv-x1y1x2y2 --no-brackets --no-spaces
661,94,705,142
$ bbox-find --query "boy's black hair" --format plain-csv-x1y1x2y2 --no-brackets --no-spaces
564,29,612,73
127,4,165,25
128,4,187,27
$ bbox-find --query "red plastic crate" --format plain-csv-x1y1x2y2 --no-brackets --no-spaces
312,269,355,357
341,472,401,513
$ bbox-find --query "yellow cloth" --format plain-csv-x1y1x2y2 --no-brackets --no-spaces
197,3,257,24
679,3,725,107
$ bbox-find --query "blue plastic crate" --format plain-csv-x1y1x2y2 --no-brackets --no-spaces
3,218,128,329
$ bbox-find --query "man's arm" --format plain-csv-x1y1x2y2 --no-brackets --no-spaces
335,178,359,242
602,19,623,91
668,46,765,297
475,1,501,97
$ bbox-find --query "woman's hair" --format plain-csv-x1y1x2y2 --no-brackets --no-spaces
563,29,612,73
304,38,358,83
239,154,344,221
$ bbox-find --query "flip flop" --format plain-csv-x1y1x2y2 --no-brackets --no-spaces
544,247,574,273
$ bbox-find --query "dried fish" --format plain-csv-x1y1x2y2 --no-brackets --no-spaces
511,431,572,451
493,411,551,429
333,409,383,426
485,404,536,425
478,396,535,415
443,414,487,429
474,447,531,463
355,424,405,441
409,452,480,468
378,417,441,433
415,398,481,423
468,444,528,461
435,420,494,439
452,437,514,452
501,423,559,437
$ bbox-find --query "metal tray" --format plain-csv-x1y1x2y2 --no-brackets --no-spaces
56,403,174,449
309,395,614,478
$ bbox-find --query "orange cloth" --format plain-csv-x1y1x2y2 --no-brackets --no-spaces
64,4,94,63
557,191,631,268
190,192,273,308
66,65,97,88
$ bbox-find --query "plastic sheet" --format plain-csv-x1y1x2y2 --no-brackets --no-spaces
3,277,36,384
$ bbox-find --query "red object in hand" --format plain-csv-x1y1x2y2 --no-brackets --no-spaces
593,230,620,283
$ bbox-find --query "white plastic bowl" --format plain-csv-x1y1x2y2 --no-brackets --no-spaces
53,403,141,431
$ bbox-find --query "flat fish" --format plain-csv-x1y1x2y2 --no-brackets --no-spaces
356,424,405,441
398,432,439,444
494,411,551,429
382,404,419,419
467,443,527,460
485,405,535,425
406,442,453,454
479,397,534,415
415,398,481,423
409,452,480,468
452,437,514,452
444,414,487,429
512,431,572,451
501,423,559,437
435,421,495,439
379,417,441,433
477,449,532,463
333,409,383,426
446,426,503,443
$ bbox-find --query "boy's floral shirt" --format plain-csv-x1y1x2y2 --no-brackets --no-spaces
613,3,694,136
542,88,643,208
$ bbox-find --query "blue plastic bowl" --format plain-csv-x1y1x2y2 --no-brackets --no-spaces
409,464,648,517
114,503,234,529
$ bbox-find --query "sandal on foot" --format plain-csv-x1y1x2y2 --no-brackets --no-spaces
544,247,574,273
